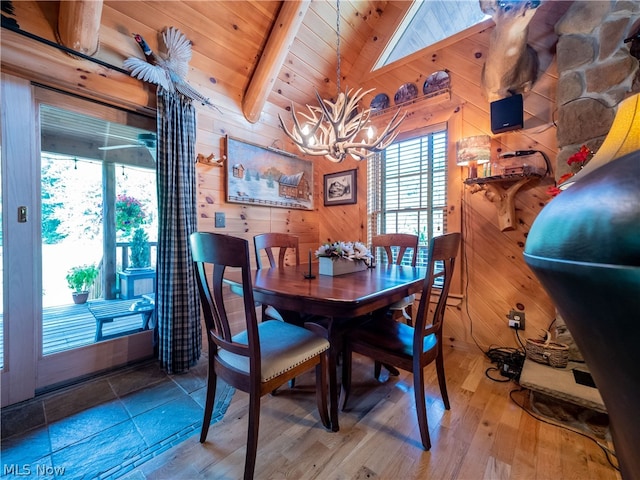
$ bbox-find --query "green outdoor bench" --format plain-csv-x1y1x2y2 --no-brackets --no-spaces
88,298,155,342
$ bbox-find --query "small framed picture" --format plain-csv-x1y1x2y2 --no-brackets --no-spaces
324,169,357,206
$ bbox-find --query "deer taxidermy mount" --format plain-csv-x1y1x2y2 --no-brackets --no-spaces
480,0,541,102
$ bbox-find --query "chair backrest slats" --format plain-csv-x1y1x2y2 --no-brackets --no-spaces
254,233,300,269
190,232,260,361
372,233,419,267
413,233,461,352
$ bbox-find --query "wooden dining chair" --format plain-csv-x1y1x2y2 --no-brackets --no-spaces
340,232,461,450
190,232,330,480
253,233,300,322
372,233,419,325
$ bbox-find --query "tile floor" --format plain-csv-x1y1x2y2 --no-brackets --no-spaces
1,357,234,479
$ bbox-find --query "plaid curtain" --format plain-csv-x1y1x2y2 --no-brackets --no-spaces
156,90,201,374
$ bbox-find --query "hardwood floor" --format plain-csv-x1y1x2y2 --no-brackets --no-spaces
126,346,621,480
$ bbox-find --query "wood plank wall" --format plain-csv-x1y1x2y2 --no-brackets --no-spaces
0,1,575,355
354,1,574,351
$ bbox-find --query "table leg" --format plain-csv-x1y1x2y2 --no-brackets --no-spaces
327,342,340,431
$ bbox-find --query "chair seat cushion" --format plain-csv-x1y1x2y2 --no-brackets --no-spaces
348,316,437,357
219,320,330,382
388,293,415,310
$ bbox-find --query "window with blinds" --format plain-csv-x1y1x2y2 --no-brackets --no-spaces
368,126,448,267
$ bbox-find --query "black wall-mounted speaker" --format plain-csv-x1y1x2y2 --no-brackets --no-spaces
490,94,524,134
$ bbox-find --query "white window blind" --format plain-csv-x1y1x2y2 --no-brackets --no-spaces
368,126,448,267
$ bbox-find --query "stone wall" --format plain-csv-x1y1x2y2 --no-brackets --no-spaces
554,0,640,180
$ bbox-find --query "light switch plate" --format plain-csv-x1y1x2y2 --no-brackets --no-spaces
215,212,225,228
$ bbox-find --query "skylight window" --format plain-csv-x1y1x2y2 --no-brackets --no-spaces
374,0,489,70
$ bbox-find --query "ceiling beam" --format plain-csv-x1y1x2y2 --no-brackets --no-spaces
57,0,103,56
242,0,310,124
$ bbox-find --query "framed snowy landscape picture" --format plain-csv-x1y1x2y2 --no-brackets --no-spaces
225,136,314,211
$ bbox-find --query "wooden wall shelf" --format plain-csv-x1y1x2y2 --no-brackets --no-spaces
369,88,451,124
464,173,544,231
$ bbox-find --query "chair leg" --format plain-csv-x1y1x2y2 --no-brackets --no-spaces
340,344,352,411
244,392,261,480
316,353,330,429
304,318,339,430
200,359,217,443
374,361,399,379
435,352,450,409
413,368,431,451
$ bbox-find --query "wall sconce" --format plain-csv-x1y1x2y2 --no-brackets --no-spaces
457,135,491,178
560,93,640,189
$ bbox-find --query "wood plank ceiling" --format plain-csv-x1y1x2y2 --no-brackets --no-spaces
4,0,501,135
36,0,420,114
97,0,414,116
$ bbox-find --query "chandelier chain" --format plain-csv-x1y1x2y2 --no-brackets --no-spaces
336,0,341,93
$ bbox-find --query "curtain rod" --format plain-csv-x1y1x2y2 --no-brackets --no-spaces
1,20,130,75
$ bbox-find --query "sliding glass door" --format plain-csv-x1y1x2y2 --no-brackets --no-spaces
1,79,157,406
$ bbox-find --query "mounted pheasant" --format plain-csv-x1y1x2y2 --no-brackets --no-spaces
124,27,218,109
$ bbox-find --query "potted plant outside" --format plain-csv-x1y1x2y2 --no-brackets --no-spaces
120,226,156,299
129,227,151,270
66,264,99,304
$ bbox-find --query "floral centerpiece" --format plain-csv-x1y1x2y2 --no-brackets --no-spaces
315,241,372,262
315,241,372,276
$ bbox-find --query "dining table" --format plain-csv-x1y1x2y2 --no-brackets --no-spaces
224,262,426,431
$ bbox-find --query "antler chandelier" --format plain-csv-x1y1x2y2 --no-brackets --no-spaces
279,0,404,163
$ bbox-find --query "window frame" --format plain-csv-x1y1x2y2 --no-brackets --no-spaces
368,123,449,268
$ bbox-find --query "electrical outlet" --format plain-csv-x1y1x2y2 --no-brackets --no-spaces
508,310,525,330
214,212,225,228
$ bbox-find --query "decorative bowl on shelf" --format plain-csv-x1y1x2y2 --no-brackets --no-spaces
394,82,418,105
423,70,450,95
370,93,389,111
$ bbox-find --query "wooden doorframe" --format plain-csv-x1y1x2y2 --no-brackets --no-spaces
1,76,155,407
1,74,39,406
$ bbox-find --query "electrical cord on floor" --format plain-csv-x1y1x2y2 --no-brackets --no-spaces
484,365,511,382
484,345,525,382
509,387,620,472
